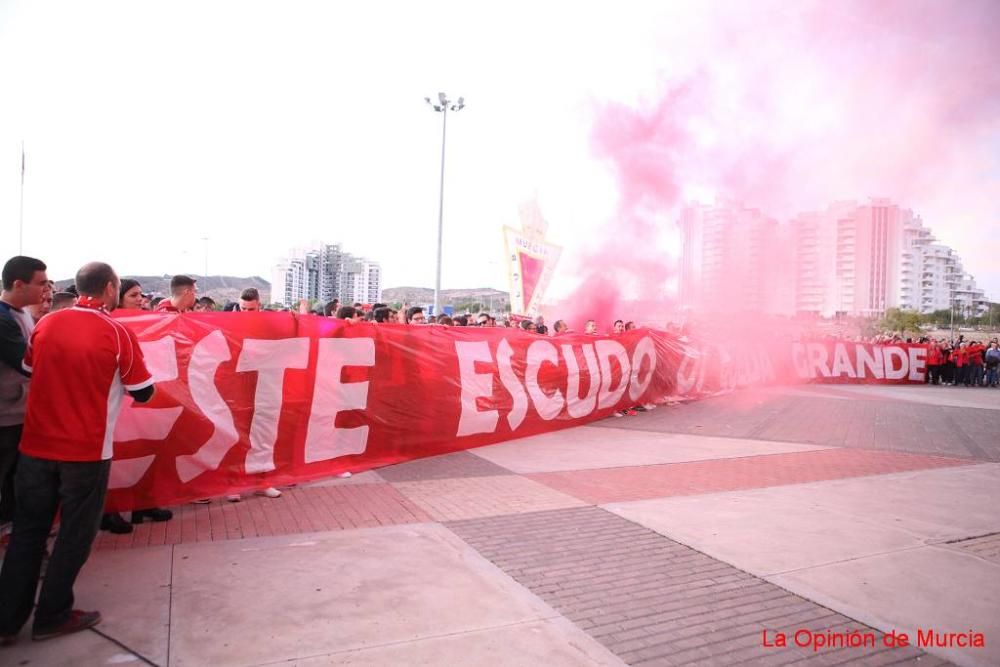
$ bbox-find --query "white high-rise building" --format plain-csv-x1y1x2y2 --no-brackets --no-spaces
272,242,382,307
681,199,989,318
679,201,795,315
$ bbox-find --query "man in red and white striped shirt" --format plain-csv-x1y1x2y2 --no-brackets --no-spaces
0,262,156,645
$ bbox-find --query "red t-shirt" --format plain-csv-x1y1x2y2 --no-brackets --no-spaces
927,347,943,365
155,300,179,313
967,344,984,366
20,303,153,462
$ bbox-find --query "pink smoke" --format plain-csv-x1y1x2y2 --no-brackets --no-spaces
553,0,1000,331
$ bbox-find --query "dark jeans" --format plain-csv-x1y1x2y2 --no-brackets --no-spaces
927,364,941,385
0,424,21,522
0,454,110,635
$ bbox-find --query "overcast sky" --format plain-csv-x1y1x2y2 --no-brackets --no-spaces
1,0,997,301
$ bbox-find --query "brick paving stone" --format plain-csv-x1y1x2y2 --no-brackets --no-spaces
526,448,971,504
946,532,1000,564
447,507,941,666
93,483,430,550
375,450,514,482
392,475,587,521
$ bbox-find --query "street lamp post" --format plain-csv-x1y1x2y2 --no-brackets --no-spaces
425,92,464,315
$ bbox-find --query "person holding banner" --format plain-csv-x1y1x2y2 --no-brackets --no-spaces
100,280,173,534
0,262,155,645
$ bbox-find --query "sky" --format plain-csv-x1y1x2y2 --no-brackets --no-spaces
1,0,998,302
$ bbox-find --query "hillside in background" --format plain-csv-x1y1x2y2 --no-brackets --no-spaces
54,275,271,305
382,286,509,311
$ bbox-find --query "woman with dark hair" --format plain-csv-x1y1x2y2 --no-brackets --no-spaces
100,280,174,534
118,278,143,310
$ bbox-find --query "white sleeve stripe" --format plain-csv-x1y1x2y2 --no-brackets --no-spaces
105,315,135,378
124,377,154,392
22,361,32,372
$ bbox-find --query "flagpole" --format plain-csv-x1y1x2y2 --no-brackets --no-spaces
19,141,25,254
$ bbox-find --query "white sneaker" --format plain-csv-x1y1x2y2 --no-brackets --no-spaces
255,487,282,498
336,472,352,478
226,494,242,502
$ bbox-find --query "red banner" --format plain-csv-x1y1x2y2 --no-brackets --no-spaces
102,314,925,510
791,341,928,384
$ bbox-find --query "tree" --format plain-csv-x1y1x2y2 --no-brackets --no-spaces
879,308,922,336
921,309,951,327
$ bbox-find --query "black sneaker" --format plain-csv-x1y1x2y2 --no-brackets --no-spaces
100,513,133,534
32,610,101,641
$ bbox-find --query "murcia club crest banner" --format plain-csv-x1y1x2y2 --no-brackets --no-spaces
504,199,562,317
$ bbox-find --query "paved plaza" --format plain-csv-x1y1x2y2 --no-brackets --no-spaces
2,384,999,666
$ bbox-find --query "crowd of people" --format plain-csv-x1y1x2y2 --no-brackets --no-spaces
0,256,156,644
2,253,997,646
0,254,660,645
925,337,1000,387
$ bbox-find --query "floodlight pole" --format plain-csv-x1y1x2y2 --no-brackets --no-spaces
425,92,464,315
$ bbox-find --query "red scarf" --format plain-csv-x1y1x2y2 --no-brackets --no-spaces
76,296,106,312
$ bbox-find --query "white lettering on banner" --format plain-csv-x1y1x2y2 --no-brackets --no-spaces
791,344,809,379
806,344,831,377
497,339,528,431
628,337,657,402
176,330,240,483
455,341,501,437
831,344,857,378
908,346,927,381
114,337,184,442
596,340,631,409
525,340,565,420
856,344,884,379
111,337,183,490
563,343,600,418
792,342,925,381
676,348,707,394
304,338,375,463
883,346,908,380
455,336,655,437
236,338,310,473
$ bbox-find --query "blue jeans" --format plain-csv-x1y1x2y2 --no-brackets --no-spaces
987,367,999,386
0,454,110,635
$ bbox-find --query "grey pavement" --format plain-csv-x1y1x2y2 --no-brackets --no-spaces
1,383,997,666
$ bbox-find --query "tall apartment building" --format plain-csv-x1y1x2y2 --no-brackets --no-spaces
679,202,795,315
681,199,989,318
272,242,381,307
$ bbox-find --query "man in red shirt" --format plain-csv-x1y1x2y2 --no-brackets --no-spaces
967,341,985,386
0,262,155,645
155,275,197,313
